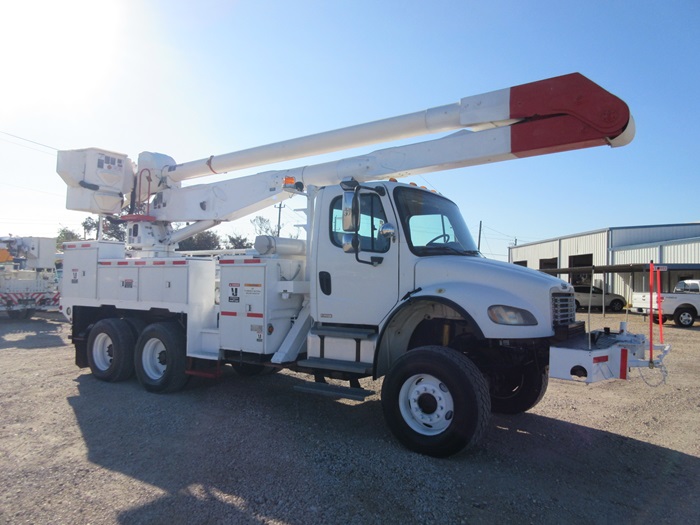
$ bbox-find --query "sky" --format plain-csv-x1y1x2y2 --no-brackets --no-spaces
1,0,698,261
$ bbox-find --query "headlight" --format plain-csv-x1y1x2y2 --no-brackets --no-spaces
487,305,538,326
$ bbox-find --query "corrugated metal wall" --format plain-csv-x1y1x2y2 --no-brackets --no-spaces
509,240,559,267
611,224,700,248
662,240,700,262
611,246,659,265
508,224,700,298
560,232,608,266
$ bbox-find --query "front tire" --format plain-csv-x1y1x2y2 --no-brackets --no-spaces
135,322,189,393
673,308,695,328
381,346,490,458
87,318,136,382
490,363,548,414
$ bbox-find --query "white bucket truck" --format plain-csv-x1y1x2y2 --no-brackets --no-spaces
0,236,59,319
56,73,666,456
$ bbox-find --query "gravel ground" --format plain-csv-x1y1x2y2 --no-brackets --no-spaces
0,311,698,524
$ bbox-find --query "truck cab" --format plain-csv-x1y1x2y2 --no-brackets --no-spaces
311,180,578,403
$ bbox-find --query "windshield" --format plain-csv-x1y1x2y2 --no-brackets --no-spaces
394,186,480,257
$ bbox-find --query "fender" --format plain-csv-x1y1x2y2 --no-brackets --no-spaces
373,278,558,377
374,295,483,378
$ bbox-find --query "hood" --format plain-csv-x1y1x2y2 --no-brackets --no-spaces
412,256,572,339
414,256,570,295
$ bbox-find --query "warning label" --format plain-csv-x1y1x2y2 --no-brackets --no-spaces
244,283,262,296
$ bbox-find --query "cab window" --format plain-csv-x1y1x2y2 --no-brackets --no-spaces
330,194,389,253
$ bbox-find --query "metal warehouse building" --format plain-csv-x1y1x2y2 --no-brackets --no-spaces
508,223,700,300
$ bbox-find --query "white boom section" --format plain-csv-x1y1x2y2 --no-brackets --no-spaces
152,127,508,222
56,73,633,238
156,94,517,183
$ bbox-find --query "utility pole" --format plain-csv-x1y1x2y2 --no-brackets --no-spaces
275,203,284,237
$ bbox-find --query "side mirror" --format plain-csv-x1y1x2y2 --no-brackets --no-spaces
342,191,360,232
378,223,396,243
342,233,360,254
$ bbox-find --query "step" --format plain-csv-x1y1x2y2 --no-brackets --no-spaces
310,326,376,339
296,358,372,375
293,382,374,401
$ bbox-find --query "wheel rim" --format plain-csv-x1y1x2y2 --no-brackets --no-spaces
679,312,693,325
92,333,114,371
142,338,167,380
398,374,454,436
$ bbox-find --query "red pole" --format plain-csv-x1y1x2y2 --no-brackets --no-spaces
656,268,664,345
648,261,654,359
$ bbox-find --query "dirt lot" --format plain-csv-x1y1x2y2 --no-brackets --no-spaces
1,311,698,524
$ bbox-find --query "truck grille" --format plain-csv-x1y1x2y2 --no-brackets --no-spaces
552,292,576,327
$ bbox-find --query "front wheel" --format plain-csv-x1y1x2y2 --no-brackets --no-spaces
490,363,548,414
134,322,189,393
381,346,491,458
673,308,695,328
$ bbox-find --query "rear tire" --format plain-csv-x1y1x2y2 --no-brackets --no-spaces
135,322,189,393
124,317,148,339
609,299,624,312
673,308,695,328
490,363,549,414
87,318,136,382
381,346,490,458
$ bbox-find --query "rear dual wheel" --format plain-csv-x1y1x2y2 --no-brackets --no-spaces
7,308,36,320
134,322,189,393
87,318,136,382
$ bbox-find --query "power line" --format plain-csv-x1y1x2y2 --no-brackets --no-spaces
0,130,57,151
0,136,57,157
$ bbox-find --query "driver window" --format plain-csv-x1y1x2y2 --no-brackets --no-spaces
330,194,389,253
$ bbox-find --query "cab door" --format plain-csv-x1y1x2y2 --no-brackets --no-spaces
314,187,399,326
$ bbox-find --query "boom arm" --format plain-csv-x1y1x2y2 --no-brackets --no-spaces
56,73,634,245
146,72,633,184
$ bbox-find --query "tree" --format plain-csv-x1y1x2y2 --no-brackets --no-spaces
250,214,300,239
176,231,222,251
226,233,252,249
250,216,275,236
102,217,127,242
81,217,98,239
56,227,81,250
